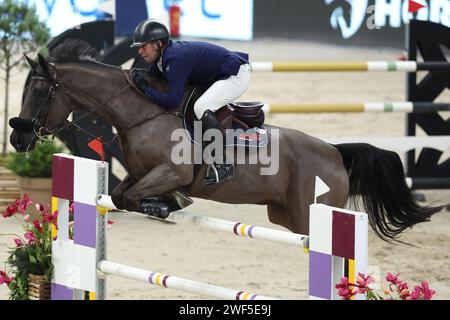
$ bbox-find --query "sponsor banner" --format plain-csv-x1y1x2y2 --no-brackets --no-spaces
254,0,450,48
142,0,253,41
30,0,112,36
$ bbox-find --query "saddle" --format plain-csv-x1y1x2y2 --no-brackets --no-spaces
183,87,269,148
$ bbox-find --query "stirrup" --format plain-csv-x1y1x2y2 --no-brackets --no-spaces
202,163,234,185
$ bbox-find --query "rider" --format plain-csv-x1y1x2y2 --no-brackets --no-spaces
130,18,251,185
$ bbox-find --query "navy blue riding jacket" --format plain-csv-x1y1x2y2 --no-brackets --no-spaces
143,40,249,109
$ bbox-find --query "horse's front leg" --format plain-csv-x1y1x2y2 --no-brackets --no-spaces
110,174,135,210
121,162,193,216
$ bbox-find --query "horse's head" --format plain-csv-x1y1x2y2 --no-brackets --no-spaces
9,54,72,152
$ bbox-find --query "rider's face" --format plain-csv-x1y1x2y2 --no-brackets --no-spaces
138,41,161,63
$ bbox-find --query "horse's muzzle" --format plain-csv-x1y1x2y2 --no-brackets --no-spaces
10,129,36,152
9,117,34,132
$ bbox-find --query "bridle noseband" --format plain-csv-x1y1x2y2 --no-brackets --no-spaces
29,74,64,138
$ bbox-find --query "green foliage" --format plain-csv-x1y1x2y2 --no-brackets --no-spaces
0,0,50,65
0,0,51,157
5,141,63,177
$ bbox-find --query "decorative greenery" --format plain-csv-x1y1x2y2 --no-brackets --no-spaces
0,194,58,300
5,141,63,177
0,0,50,157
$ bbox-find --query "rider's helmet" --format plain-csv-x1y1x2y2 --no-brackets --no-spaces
130,19,170,48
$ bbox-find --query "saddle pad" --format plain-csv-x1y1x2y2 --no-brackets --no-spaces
184,122,270,148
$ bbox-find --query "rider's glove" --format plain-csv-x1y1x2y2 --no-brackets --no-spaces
133,73,149,93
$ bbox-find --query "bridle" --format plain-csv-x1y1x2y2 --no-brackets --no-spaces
12,67,131,147
28,74,64,140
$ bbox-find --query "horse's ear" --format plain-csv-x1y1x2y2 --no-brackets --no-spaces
37,53,51,76
23,53,37,69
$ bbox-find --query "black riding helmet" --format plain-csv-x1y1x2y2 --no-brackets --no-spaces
130,19,170,48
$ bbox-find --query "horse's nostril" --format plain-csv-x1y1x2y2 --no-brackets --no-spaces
10,131,26,151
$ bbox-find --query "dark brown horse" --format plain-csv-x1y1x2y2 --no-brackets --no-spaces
10,50,442,243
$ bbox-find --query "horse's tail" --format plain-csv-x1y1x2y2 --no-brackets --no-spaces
333,143,443,242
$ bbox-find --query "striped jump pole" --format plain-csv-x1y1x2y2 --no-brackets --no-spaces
251,61,450,72
50,154,368,300
97,194,309,248
262,102,450,114
98,261,275,300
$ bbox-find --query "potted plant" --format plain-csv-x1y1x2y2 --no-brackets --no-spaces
0,194,58,300
5,141,64,220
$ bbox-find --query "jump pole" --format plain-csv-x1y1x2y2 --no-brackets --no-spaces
50,154,368,300
251,61,450,72
262,102,450,114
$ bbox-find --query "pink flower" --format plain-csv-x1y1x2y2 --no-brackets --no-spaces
399,288,411,300
16,194,32,215
2,204,18,218
23,215,30,222
356,273,374,287
386,272,401,284
411,281,436,300
0,271,13,286
336,277,356,300
36,203,45,213
24,231,35,245
397,281,409,293
43,209,58,225
14,238,23,247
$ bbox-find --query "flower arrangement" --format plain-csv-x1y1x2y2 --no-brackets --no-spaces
336,272,436,300
0,194,58,300
1,194,114,300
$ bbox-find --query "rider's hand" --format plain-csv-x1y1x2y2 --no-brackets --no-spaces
133,73,149,92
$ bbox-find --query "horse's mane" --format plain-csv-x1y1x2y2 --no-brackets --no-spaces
49,39,121,70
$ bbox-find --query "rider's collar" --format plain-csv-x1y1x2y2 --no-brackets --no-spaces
157,56,163,72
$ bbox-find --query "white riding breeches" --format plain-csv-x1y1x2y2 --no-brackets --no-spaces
193,63,251,119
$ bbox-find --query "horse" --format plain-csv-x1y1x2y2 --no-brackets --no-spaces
9,45,442,243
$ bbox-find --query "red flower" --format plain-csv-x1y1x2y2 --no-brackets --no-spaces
411,281,436,300
0,271,13,286
2,204,18,218
24,231,35,245
33,219,43,234
43,209,58,225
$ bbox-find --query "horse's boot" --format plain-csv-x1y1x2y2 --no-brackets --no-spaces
200,110,234,185
139,195,182,219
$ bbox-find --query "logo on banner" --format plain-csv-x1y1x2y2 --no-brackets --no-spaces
325,0,449,39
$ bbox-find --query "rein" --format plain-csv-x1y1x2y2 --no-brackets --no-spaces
119,69,184,136
32,67,184,147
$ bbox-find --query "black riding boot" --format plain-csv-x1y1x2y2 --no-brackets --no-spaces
200,110,234,185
